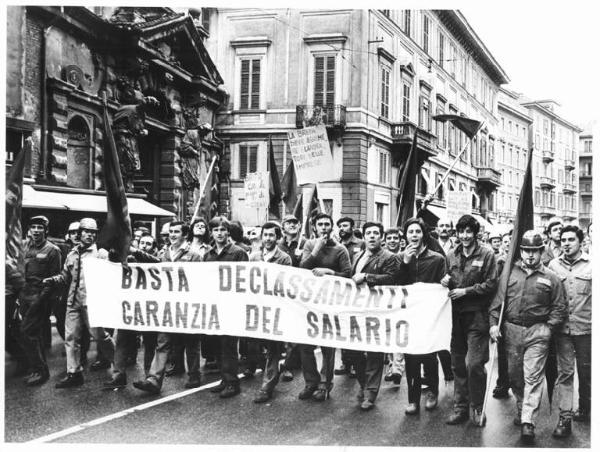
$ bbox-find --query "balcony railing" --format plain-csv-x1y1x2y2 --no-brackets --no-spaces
390,121,437,157
542,150,554,162
562,183,577,193
296,105,346,129
538,205,555,216
562,209,577,220
476,166,501,189
539,176,556,189
564,159,575,170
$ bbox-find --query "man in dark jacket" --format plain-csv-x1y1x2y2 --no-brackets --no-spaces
348,221,400,410
442,214,498,426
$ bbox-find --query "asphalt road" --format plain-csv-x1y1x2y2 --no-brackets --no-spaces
4,331,591,447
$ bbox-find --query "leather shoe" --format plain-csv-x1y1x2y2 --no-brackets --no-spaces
552,415,572,438
55,372,84,388
184,376,202,389
25,370,50,387
492,386,510,399
391,373,402,385
219,384,240,399
210,380,227,393
446,410,468,425
425,392,438,411
471,407,486,427
253,390,272,403
360,399,374,411
521,423,535,443
281,370,294,382
132,379,160,394
405,403,419,415
298,386,318,400
90,360,111,371
103,374,127,390
312,387,331,401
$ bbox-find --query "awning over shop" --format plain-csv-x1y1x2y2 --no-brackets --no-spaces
472,213,493,231
23,186,174,217
422,205,448,221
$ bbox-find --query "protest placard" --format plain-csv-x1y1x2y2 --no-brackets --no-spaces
243,171,269,208
446,190,472,225
287,125,334,184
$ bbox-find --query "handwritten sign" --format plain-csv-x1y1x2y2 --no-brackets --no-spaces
244,172,269,208
446,191,471,226
287,125,334,184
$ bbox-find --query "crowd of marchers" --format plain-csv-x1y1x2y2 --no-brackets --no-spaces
5,212,591,444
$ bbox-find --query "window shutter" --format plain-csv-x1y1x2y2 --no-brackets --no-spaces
240,60,250,109
239,145,248,179
249,146,258,173
325,56,335,106
251,59,260,109
314,56,325,107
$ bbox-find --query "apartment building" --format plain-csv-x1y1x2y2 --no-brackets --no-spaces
579,128,593,230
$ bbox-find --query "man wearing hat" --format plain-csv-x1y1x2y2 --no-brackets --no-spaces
20,216,62,386
43,218,115,388
542,218,563,266
489,230,567,443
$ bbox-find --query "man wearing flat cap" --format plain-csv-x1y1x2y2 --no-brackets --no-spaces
21,216,62,386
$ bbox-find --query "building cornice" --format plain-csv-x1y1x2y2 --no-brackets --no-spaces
521,102,583,132
498,100,533,124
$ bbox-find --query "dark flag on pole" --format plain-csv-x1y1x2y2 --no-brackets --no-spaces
268,136,283,220
303,185,321,239
281,160,298,215
5,143,28,279
98,96,132,263
432,114,482,139
395,131,419,227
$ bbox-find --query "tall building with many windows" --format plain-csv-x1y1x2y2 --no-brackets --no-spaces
205,9,509,228
579,127,593,230
519,98,582,229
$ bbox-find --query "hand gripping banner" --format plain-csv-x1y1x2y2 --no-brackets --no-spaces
83,259,451,354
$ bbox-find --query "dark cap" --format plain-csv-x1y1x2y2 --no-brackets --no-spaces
336,216,355,227
30,215,49,228
282,214,299,224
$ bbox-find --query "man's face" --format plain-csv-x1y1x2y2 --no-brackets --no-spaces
134,230,144,242
193,222,207,237
560,231,581,258
457,227,476,248
315,218,333,238
364,226,382,251
29,224,46,244
68,230,79,244
521,248,542,268
139,236,155,252
549,224,563,242
169,225,185,247
490,237,502,251
502,235,511,253
406,224,424,248
338,221,353,239
437,221,452,239
80,228,96,247
385,233,400,252
399,238,407,250
283,220,299,236
211,225,229,246
261,228,278,251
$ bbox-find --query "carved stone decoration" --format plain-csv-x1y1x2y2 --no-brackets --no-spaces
178,107,211,190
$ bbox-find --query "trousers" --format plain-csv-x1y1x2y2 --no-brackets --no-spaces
405,353,438,404
20,296,50,373
349,351,385,401
299,344,335,389
147,332,201,387
555,333,591,416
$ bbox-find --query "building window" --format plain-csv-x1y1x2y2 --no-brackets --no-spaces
535,189,540,206
402,83,411,122
435,99,446,149
418,84,432,132
450,43,457,78
403,10,412,37
558,169,564,183
239,144,258,179
376,202,385,223
314,55,336,107
380,65,390,118
438,32,445,68
436,173,444,200
550,192,555,208
6,128,32,164
422,15,430,54
240,59,261,110
558,194,564,210
378,149,390,185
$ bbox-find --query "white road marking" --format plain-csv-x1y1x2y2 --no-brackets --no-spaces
27,371,260,443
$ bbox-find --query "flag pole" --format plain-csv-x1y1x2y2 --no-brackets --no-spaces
422,121,485,211
315,182,326,212
191,155,218,222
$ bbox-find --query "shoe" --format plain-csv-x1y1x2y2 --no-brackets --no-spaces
22,372,34,383
356,388,365,403
243,368,256,379
552,415,572,438
391,373,402,385
425,392,438,411
573,409,590,422
360,399,374,411
253,390,272,403
132,379,160,394
492,385,510,399
521,423,535,443
281,370,294,382
298,386,318,400
405,403,420,415
446,410,469,425
25,371,50,386
384,371,393,382
210,380,227,393
55,372,84,388
184,376,202,389
334,364,349,375
165,363,184,377
471,407,486,427
312,388,331,401
348,366,357,379
90,360,111,371
219,384,240,399
103,374,127,390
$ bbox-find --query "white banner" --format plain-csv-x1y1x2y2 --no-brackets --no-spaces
287,125,334,185
243,172,270,208
83,259,451,354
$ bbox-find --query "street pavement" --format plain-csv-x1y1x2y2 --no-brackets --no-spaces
4,331,591,447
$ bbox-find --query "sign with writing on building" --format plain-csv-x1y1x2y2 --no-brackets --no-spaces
243,172,269,208
83,259,451,354
447,191,472,226
287,125,334,184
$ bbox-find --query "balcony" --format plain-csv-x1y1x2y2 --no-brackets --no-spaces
562,183,577,194
562,209,577,221
542,150,554,163
539,176,556,190
564,159,575,170
475,167,501,190
538,205,555,217
390,121,438,159
296,105,346,130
